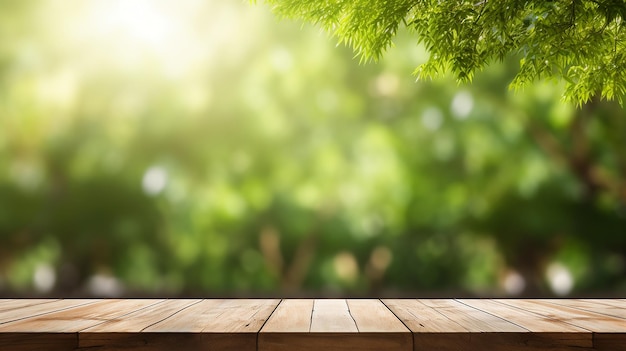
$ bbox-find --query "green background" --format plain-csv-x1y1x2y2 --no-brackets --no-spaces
1,0,625,297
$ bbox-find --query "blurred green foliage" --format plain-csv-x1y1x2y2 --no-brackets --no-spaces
266,0,626,106
0,0,625,297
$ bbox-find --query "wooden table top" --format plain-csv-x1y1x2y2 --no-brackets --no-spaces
0,299,624,350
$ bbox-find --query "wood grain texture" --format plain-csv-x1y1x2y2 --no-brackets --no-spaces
419,299,526,332
0,300,60,313
457,299,592,350
382,299,468,333
543,299,626,320
0,299,161,332
142,299,279,351
310,299,357,333
260,299,313,332
0,299,624,351
383,299,592,351
496,299,626,332
259,299,411,351
347,299,408,332
0,299,97,325
81,299,201,332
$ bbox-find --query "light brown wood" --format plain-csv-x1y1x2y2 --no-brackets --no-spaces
420,299,526,332
80,299,200,332
310,299,357,333
0,299,625,351
457,299,593,350
78,300,203,350
383,299,594,351
0,299,161,332
259,299,411,351
0,299,97,325
0,300,60,313
382,299,468,333
543,299,626,320
457,299,590,332
0,299,98,351
143,299,279,333
141,299,225,332
495,299,626,332
347,299,409,332
260,299,313,332
143,299,279,351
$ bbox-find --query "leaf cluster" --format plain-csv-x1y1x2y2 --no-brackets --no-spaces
264,0,626,106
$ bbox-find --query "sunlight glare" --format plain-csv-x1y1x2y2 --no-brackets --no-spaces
66,0,246,78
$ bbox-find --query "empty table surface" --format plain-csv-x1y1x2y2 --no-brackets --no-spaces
0,299,624,350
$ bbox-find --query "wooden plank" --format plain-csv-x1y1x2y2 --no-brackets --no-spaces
80,299,200,332
310,299,357,333
199,299,279,333
496,300,626,351
0,333,75,351
0,299,160,332
0,300,98,351
145,299,279,333
81,299,275,351
261,299,313,332
0,299,96,325
78,300,202,350
347,299,410,332
259,299,411,351
0,299,624,351
495,299,626,332
141,299,279,351
457,299,590,332
76,333,238,351
382,299,468,333
260,333,412,351
384,299,589,351
419,299,526,332
457,299,592,350
594,333,626,351
141,299,225,332
0,299,60,313
544,299,626,320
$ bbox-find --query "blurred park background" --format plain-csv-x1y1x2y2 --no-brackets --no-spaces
1,0,625,298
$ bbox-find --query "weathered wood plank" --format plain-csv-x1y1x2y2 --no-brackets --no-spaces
544,299,626,320
0,299,624,351
0,299,161,332
496,299,626,351
457,299,593,350
0,299,60,313
80,299,200,332
310,299,357,333
259,299,411,351
142,299,279,351
457,299,590,332
78,300,203,350
0,300,98,351
347,299,409,333
0,299,97,325
141,299,225,332
419,299,526,332
383,299,589,351
382,299,468,333
261,299,313,332
495,299,626,332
